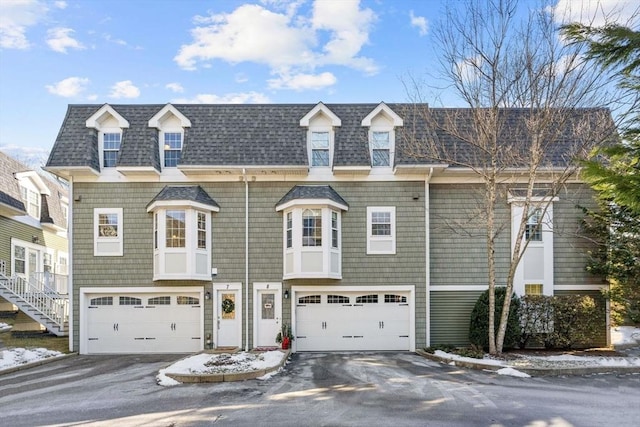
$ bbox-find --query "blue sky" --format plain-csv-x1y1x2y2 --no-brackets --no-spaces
0,0,636,166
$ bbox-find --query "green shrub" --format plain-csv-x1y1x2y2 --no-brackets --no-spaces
520,294,605,349
469,287,521,351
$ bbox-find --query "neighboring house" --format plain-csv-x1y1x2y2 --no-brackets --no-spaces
0,151,69,335
44,103,607,354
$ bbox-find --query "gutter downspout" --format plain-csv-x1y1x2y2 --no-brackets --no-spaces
425,167,433,348
243,168,249,352
68,177,74,353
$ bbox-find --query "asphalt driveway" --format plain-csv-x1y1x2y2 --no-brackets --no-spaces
1,352,639,426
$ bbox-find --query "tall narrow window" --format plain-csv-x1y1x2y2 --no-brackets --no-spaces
525,208,543,241
166,210,185,248
154,212,158,249
20,186,40,218
102,132,121,167
303,209,322,246
197,211,206,249
371,131,390,166
14,246,26,274
311,132,330,167
331,211,339,249
43,253,53,273
164,132,182,167
286,212,293,249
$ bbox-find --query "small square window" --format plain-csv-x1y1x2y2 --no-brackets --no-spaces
94,208,123,256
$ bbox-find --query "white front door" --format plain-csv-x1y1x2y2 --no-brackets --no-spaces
254,283,282,348
216,288,241,348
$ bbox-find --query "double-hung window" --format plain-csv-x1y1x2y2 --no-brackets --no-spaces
371,131,390,166
20,185,40,218
525,208,543,241
94,208,123,256
310,132,330,167
367,206,396,254
102,132,121,167
302,209,322,246
163,132,183,167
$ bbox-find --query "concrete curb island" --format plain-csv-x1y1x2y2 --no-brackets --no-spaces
0,352,77,376
164,349,291,383
415,349,640,377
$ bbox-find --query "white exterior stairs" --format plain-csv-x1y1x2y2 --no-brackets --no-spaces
0,261,69,337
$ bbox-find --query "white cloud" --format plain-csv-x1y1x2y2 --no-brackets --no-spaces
268,71,337,90
175,4,314,71
172,91,270,104
46,27,84,53
0,0,48,49
311,0,378,74
45,76,89,97
166,82,184,93
552,0,639,26
175,0,378,90
54,1,67,9
409,10,428,36
109,80,140,99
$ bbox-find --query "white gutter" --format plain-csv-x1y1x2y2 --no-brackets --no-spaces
243,168,249,352
425,167,433,347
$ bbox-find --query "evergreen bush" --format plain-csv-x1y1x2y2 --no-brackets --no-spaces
469,287,521,350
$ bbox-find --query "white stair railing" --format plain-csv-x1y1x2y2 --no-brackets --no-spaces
0,267,69,334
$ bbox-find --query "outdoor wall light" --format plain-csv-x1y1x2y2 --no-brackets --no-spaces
205,291,211,300
284,289,289,299
32,236,40,244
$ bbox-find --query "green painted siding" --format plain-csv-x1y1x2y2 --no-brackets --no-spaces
430,290,484,347
71,180,427,350
0,216,68,275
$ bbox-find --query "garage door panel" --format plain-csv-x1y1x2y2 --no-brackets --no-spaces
295,291,411,352
85,291,202,354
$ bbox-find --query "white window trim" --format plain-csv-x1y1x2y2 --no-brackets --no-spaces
307,127,334,168
367,206,396,255
10,238,46,278
94,208,123,256
280,205,343,280
510,201,555,296
99,128,122,169
368,127,395,168
160,128,184,168
147,202,215,281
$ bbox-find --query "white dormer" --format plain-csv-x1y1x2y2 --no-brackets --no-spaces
14,171,51,219
86,104,129,170
361,103,403,168
148,104,191,169
300,103,341,169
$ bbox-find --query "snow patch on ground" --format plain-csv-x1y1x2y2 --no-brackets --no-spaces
156,350,286,386
0,348,62,370
0,322,11,332
612,326,640,347
434,350,505,367
497,367,531,378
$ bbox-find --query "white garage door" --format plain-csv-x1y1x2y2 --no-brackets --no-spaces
85,292,202,354
295,291,410,351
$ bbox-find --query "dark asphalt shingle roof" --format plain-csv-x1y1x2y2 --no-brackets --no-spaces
147,185,220,210
0,151,68,228
46,103,613,172
276,185,348,209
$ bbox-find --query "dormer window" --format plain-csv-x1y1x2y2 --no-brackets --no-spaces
300,102,341,170
20,185,40,218
362,103,403,169
163,132,183,167
85,104,129,171
371,131,391,166
148,104,191,171
102,132,121,168
311,132,330,167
